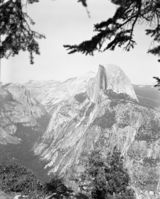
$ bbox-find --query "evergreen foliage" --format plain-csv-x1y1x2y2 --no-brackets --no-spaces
77,147,135,199
0,0,86,64
64,0,160,59
78,0,87,7
0,162,74,198
44,175,73,198
0,162,43,194
64,0,160,87
0,0,45,64
153,77,160,90
0,0,159,86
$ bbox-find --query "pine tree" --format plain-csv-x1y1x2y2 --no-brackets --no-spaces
0,0,45,64
0,0,160,87
78,147,135,199
64,0,160,88
0,0,86,64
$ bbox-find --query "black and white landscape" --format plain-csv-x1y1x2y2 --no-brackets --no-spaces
0,64,160,198
1,0,160,198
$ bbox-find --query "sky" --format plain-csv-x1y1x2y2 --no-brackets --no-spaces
1,0,160,85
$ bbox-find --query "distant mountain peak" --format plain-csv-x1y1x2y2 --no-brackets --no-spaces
93,64,138,103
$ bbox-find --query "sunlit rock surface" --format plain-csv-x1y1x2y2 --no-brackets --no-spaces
26,64,138,111
0,83,46,144
31,64,160,198
1,64,160,198
0,83,51,180
25,72,96,112
93,64,138,103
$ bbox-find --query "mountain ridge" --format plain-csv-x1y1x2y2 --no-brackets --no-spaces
0,64,160,199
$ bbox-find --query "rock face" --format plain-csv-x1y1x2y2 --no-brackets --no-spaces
93,64,138,103
0,83,51,180
25,64,138,110
25,72,96,112
29,64,160,198
0,83,44,145
1,64,160,198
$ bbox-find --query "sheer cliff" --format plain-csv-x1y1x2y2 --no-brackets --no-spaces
1,64,160,198
25,64,138,110
0,83,51,180
93,64,138,103
31,64,160,198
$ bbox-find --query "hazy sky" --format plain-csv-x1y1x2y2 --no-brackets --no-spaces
1,0,160,84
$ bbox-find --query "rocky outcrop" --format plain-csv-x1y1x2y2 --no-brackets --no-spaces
25,72,96,112
26,64,138,111
0,83,46,145
93,64,138,103
105,64,138,100
1,64,160,198
32,64,160,198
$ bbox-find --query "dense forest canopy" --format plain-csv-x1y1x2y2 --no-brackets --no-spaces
73,147,136,199
0,0,45,64
0,0,160,87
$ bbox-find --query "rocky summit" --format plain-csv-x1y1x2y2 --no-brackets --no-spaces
0,64,160,198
